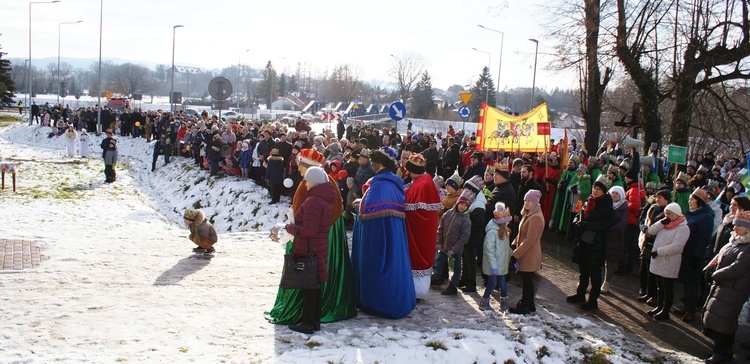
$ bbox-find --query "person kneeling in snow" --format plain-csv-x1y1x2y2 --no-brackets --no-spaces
184,208,217,254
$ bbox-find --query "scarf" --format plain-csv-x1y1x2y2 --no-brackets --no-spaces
664,215,686,230
583,195,597,218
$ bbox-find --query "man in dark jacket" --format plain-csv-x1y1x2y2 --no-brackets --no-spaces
422,140,439,177
441,137,460,180
487,164,517,223
30,102,40,124
337,119,345,140
458,176,487,293
275,133,293,170
509,158,524,193
462,152,486,182
354,148,374,197
515,165,542,222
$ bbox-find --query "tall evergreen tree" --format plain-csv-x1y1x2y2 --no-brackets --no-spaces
0,40,16,106
257,61,279,109
411,71,435,119
278,73,287,97
468,66,497,122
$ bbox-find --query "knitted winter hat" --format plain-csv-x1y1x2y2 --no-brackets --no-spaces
524,189,542,204
304,166,328,187
665,202,683,216
464,175,485,195
493,162,510,179
625,169,639,181
457,189,475,206
445,178,459,191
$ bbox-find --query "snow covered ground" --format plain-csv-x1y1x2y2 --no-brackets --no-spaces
0,113,697,363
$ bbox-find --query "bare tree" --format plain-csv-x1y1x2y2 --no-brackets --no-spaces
546,0,614,154
325,64,361,104
388,52,424,102
111,63,152,96
616,0,750,149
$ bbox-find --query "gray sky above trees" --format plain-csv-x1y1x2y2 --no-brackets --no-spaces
3,0,577,91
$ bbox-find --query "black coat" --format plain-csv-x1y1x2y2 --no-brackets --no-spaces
486,181,517,223
572,193,614,267
442,144,460,171
423,147,439,176
515,178,542,216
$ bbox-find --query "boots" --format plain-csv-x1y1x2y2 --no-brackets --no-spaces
600,281,610,294
508,300,533,315
441,284,458,295
499,297,509,312
566,294,586,303
478,298,492,311
580,296,598,311
289,288,319,334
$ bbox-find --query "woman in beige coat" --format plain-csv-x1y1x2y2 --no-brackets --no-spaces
509,189,544,314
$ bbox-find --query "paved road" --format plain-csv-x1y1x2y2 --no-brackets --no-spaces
527,230,750,362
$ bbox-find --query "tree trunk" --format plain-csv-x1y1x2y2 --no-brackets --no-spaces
582,0,611,155
615,0,661,154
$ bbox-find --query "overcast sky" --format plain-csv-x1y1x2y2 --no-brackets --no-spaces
3,0,576,91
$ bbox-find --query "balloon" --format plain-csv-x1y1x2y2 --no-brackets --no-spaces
135,122,141,127
283,178,293,188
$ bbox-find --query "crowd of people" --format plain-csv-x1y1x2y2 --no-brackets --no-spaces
24,103,750,362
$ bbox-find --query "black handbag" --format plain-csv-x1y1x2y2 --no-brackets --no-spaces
580,230,596,244
279,237,320,290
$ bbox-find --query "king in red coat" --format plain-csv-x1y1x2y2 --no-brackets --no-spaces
403,153,443,299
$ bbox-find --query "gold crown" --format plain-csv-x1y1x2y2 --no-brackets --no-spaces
692,188,711,203
595,174,613,189
407,153,426,167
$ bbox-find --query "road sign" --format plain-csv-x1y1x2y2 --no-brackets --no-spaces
458,106,471,119
105,91,111,99
335,112,342,120
208,77,232,101
459,92,472,105
321,112,328,122
667,145,687,164
389,101,406,121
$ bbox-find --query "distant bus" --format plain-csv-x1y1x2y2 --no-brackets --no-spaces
107,97,130,111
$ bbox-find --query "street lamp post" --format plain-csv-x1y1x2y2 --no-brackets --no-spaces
529,39,539,111
471,47,491,104
29,0,61,107
24,59,29,116
170,25,184,113
237,49,249,110
57,20,82,105
477,25,504,99
96,0,103,135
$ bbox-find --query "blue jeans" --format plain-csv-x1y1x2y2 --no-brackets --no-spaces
433,251,461,286
483,274,507,299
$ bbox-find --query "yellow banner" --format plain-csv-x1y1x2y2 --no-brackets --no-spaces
477,103,550,152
